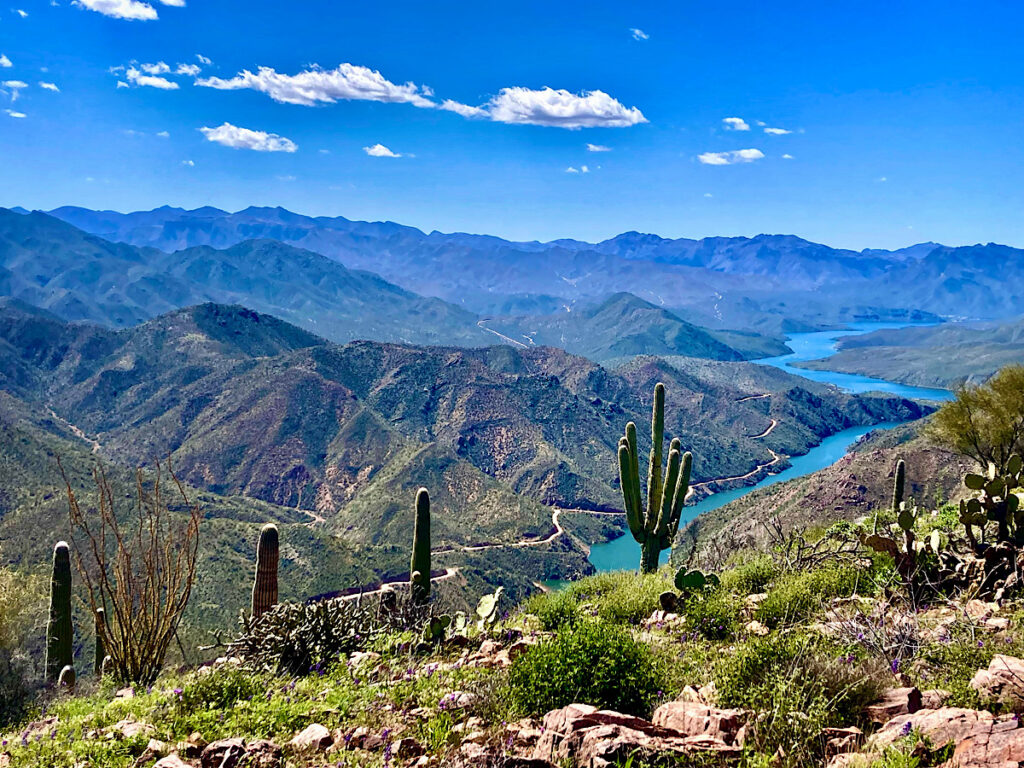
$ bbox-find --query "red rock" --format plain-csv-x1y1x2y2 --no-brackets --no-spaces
392,737,424,759
921,689,952,710
865,687,922,724
288,724,332,752
821,726,863,756
952,725,1024,767
870,707,1007,752
651,700,748,746
971,655,1024,708
153,757,193,768
201,738,246,768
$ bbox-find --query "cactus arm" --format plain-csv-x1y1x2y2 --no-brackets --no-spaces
667,451,693,534
619,442,645,541
625,422,643,525
410,488,432,603
656,448,682,536
645,383,666,530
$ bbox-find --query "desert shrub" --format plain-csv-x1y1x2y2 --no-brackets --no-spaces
505,621,663,717
715,634,883,764
0,564,45,727
525,571,673,629
229,594,432,676
176,665,267,713
719,554,779,595
755,564,862,628
680,591,741,640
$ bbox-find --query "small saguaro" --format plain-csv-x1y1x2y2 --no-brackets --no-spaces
251,523,280,620
410,488,431,604
45,541,74,683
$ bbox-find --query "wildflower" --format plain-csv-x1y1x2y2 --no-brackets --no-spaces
901,721,913,736
890,658,900,674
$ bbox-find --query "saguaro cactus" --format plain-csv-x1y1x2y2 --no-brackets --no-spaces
251,523,280,620
45,541,74,683
94,608,106,676
875,458,906,534
618,383,693,573
410,488,431,604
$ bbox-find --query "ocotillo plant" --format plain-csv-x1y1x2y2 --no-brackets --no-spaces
94,608,106,676
45,541,74,683
617,383,693,573
251,523,280,620
410,488,431,604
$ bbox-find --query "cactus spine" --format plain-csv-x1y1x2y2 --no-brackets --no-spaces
251,523,280,620
45,541,73,684
410,488,431,604
94,608,105,677
618,383,693,573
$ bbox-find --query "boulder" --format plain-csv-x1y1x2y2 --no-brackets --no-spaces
651,700,748,745
971,655,1024,708
921,689,952,710
243,740,283,768
865,687,922,724
201,738,246,768
152,757,193,768
870,707,1004,751
821,726,863,756
951,724,1024,767
532,704,740,767
288,724,333,752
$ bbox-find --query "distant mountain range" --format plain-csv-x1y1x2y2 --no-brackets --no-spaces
36,204,1024,326
0,208,782,363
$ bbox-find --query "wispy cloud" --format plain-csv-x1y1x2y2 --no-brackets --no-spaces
5,108,26,118
125,66,178,89
199,122,297,152
763,126,792,135
0,55,11,68
196,54,212,66
197,63,435,108
722,117,750,131
439,99,488,118
39,81,60,92
565,165,590,174
586,143,611,152
181,159,194,166
697,148,765,165
363,143,402,158
630,28,649,41
781,153,794,160
156,130,170,138
14,9,28,17
2,80,28,101
175,63,200,76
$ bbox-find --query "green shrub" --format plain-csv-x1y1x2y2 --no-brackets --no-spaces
715,634,883,764
176,665,267,713
680,591,741,640
719,554,779,595
524,571,674,629
755,564,862,628
524,588,581,631
505,621,663,717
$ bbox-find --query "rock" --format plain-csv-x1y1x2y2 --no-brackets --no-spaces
201,738,246,768
952,723,1024,767
177,732,207,759
921,689,952,710
659,591,679,612
677,686,707,704
392,737,424,759
440,690,479,710
288,724,333,752
744,620,770,637
965,599,996,621
508,639,535,659
243,740,283,768
651,700,748,745
114,687,135,699
111,718,157,740
870,707,1002,751
478,639,503,656
865,687,922,724
821,726,863,756
153,757,193,768
133,738,169,766
971,654,1024,707
532,704,741,767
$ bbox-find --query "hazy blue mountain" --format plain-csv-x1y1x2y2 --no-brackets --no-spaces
41,205,990,329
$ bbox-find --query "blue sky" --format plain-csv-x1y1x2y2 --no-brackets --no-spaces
1,0,1022,249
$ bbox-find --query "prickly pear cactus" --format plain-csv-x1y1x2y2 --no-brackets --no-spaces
674,568,719,593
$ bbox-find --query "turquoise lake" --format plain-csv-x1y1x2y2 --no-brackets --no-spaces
586,322,955,573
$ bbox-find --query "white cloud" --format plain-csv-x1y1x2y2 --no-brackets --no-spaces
116,81,129,88
703,193,713,198
196,54,212,65
362,143,402,158
158,0,184,5
125,66,178,89
73,0,159,20
199,122,297,152
2,80,28,101
485,87,646,128
15,9,28,17
140,61,171,75
697,148,765,165
197,63,435,108
318,148,331,154
156,130,169,137
276,174,296,181
586,143,611,152
39,81,60,92
630,28,649,41
877,176,887,182
5,108,26,118
439,99,488,118
763,127,792,135
0,55,11,68
565,165,590,174
722,117,750,131
781,153,794,160
175,63,200,76
181,159,194,166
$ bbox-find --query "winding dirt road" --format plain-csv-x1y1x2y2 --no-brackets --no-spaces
476,319,529,348
339,566,462,601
